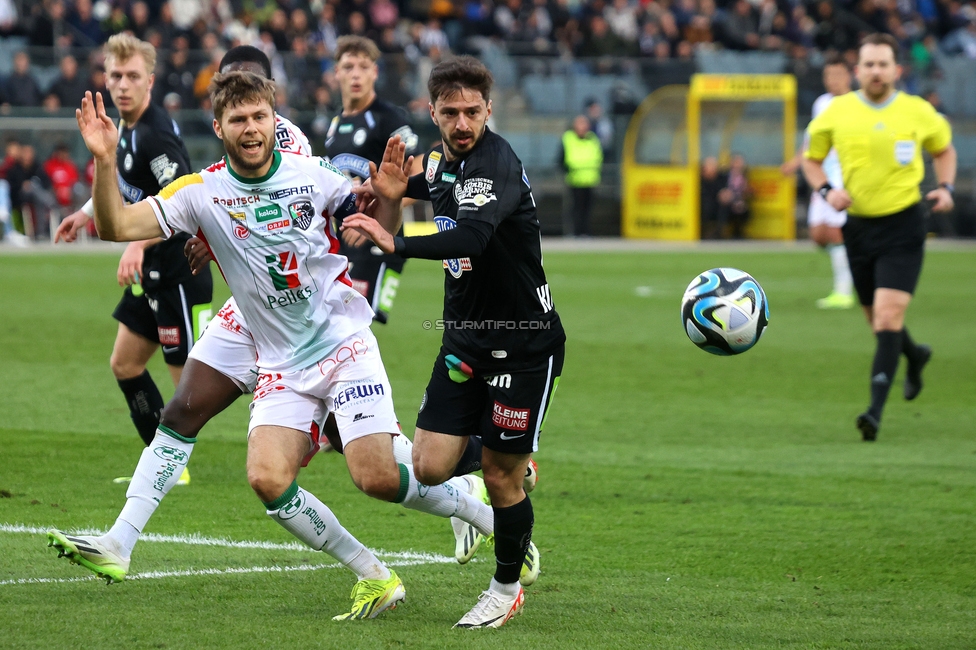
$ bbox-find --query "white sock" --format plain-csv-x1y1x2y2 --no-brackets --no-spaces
105,520,139,558
265,482,390,581
392,433,413,466
828,244,853,295
490,577,521,596
396,464,494,537
116,426,194,536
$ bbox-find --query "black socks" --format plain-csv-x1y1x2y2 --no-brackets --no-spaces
492,496,534,584
117,370,164,446
868,330,903,421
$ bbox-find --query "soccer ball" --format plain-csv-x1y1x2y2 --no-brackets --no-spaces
681,268,769,355
523,458,538,493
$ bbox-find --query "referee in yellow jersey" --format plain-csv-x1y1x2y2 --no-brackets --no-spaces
802,33,957,441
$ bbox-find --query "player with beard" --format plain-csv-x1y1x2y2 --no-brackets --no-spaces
326,36,422,324
54,34,212,484
48,73,497,620
343,56,565,629
803,33,956,441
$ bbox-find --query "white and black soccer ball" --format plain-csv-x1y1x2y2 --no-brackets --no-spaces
681,268,769,356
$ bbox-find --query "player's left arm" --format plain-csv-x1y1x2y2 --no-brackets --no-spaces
922,109,956,213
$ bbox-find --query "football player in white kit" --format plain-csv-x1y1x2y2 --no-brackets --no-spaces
48,73,496,621
783,54,855,309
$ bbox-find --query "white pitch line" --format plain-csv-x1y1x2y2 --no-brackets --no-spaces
1,523,456,563
1,522,463,586
0,556,457,586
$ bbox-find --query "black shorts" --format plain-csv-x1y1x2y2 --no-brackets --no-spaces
415,345,564,455
112,274,214,366
342,241,406,324
842,203,926,306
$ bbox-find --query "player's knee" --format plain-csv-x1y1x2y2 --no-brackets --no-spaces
482,465,523,501
159,397,202,438
352,468,400,502
411,457,452,487
109,352,144,380
248,467,291,504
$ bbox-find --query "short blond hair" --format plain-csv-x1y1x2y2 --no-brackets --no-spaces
209,71,276,121
103,33,156,75
334,35,380,63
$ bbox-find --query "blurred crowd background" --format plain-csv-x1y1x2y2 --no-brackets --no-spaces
2,0,976,239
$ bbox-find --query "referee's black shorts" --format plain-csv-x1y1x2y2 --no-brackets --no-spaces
416,346,564,455
842,202,926,307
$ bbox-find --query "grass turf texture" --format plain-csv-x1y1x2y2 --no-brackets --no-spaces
1,248,974,649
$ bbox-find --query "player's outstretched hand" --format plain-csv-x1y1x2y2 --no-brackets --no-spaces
341,227,368,248
368,135,409,202
184,236,214,275
54,209,92,243
926,187,954,213
76,91,118,160
341,213,395,254
118,242,145,287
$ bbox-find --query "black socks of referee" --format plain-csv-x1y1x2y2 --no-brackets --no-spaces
118,370,164,446
868,330,903,421
493,496,534,585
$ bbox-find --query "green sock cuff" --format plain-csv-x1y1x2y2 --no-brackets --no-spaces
263,481,299,511
393,464,410,504
158,424,197,444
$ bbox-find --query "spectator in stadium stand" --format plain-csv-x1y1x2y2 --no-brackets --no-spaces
6,144,54,239
28,0,70,47
311,3,340,58
605,0,639,43
717,154,753,239
559,114,603,237
2,51,43,108
128,1,152,41
67,0,105,46
700,156,727,240
0,0,17,36
43,142,80,212
50,55,90,110
87,62,115,111
720,0,761,50
42,93,61,112
585,98,614,156
157,40,199,109
579,14,636,58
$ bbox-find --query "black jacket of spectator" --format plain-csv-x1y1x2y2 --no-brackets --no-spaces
3,70,43,107
6,159,51,210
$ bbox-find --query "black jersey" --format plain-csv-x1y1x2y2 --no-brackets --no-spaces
420,128,565,371
116,101,200,290
324,97,418,183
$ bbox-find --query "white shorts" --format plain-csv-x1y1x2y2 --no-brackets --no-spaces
808,192,847,228
248,328,399,451
187,297,258,393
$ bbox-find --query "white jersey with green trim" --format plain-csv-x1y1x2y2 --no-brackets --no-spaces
148,151,372,373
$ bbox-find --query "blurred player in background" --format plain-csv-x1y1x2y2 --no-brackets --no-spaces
55,35,212,483
344,56,564,629
326,35,422,324
783,54,855,309
803,34,955,440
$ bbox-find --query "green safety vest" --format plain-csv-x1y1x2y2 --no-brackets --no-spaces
562,131,603,188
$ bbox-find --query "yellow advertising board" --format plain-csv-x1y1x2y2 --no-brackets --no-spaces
622,74,797,240
622,166,699,240
745,167,796,239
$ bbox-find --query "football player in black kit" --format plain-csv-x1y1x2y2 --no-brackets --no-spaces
326,35,422,324
343,56,566,629
55,34,212,484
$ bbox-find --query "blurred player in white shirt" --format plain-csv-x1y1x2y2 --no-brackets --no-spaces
783,55,855,309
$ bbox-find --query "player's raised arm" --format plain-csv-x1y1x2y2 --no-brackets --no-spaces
364,135,409,235
77,91,162,241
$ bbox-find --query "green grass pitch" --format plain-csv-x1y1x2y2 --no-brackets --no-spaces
1,247,974,649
